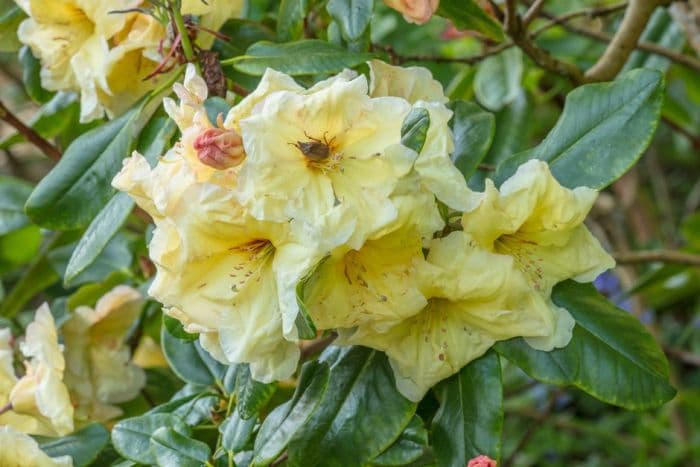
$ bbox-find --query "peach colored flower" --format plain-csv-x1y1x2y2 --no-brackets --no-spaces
384,0,440,24
468,455,497,467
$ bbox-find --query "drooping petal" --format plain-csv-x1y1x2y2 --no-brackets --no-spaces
0,425,73,467
368,59,447,104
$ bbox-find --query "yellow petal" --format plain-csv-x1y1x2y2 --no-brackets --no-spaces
0,425,73,467
368,59,447,103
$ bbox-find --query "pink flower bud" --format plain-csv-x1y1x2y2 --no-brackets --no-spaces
193,127,245,170
384,0,440,24
468,455,497,467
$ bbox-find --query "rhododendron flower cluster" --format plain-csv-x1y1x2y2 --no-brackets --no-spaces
15,0,242,122
113,61,614,401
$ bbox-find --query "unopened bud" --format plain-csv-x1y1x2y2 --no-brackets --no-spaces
194,127,245,169
468,455,497,467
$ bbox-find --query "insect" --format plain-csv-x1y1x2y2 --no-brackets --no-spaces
291,132,335,162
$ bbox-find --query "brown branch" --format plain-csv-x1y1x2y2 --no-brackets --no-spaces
662,116,700,151
522,0,547,28
584,0,673,81
373,42,514,65
299,333,337,360
614,250,700,267
271,451,288,467
0,100,61,161
531,2,628,37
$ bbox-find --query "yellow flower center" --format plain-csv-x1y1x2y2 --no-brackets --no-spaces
495,235,545,292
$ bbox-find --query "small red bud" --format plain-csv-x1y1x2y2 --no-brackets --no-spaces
467,455,497,467
193,127,245,170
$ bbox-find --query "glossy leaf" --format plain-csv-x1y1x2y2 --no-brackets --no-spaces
623,8,684,73
47,234,133,287
296,280,318,339
220,407,257,452
371,416,430,466
277,0,309,41
35,424,109,467
63,116,176,283
495,281,676,409
161,319,226,386
235,364,278,420
253,361,330,465
327,0,373,43
436,0,504,42
474,47,523,112
19,45,52,103
229,40,373,76
448,101,495,180
432,351,503,466
287,346,416,467
24,91,164,230
495,69,664,189
0,5,24,52
401,107,430,154
151,427,212,467
0,175,32,235
111,413,189,465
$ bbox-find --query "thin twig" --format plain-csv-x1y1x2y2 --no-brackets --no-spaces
662,116,700,151
614,250,700,267
504,0,585,84
522,0,547,28
300,333,337,360
0,100,61,161
504,390,560,466
271,451,288,467
374,42,514,65
530,2,628,38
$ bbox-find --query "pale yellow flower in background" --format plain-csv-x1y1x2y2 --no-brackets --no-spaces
368,60,477,213
181,0,244,48
0,426,73,467
62,285,146,423
133,336,168,368
339,231,556,401
384,0,440,24
233,70,416,249
7,305,74,436
462,159,615,350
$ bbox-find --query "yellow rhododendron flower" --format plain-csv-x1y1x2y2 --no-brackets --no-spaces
231,69,417,249
461,159,615,350
62,285,146,423
0,425,73,467
338,231,556,401
368,60,477,213
16,0,241,122
7,305,74,436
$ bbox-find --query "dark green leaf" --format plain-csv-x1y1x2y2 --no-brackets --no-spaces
47,234,133,287
448,101,495,180
164,314,198,341
65,270,131,311
151,427,211,467
35,424,109,467
401,108,430,154
161,318,226,386
236,364,277,420
112,413,189,465
494,69,664,189
436,0,504,42
432,351,503,466
287,346,416,467
474,48,523,112
623,8,684,73
19,45,52,103
277,0,309,41
0,5,24,52
25,90,165,230
229,40,373,76
204,97,232,126
0,175,32,235
213,19,276,59
253,361,330,465
495,281,676,409
371,416,430,466
220,407,257,452
326,0,373,43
